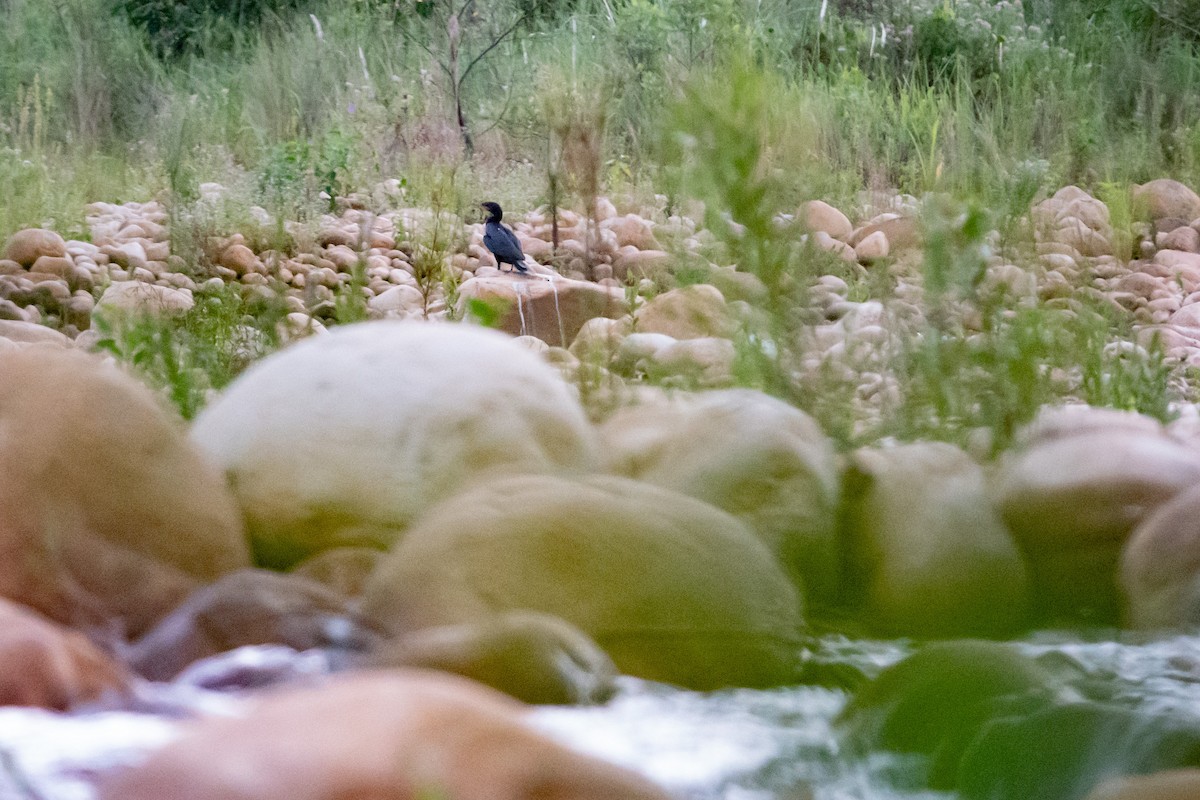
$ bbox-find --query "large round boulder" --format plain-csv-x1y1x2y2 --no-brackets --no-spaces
958,703,1200,800
2,228,67,267
0,346,249,637
840,640,1078,790
1120,484,1200,629
97,671,672,800
799,200,853,240
841,443,1030,637
361,474,804,690
632,284,736,340
190,322,599,568
97,281,195,318
456,275,629,347
598,389,840,604
1134,179,1200,225
993,406,1200,624
1032,186,1114,257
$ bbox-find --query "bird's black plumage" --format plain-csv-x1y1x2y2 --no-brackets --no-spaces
481,201,529,273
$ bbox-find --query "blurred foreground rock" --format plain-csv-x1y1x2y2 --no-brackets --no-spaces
362,474,804,690
0,346,249,637
0,598,130,710
191,321,598,568
97,671,672,800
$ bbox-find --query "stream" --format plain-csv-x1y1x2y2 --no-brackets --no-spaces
6,632,1200,800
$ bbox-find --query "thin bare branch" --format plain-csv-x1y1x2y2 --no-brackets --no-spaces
397,24,455,80
458,14,528,89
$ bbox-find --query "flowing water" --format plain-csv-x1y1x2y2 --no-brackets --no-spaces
547,275,567,348
8,633,1200,800
514,285,528,338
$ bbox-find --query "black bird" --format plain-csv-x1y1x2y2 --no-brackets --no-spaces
481,201,530,274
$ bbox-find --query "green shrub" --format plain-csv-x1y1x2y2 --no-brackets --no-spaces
116,0,313,58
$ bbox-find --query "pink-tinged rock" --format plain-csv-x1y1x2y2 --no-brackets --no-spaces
97,281,194,317
1134,179,1200,223
1120,485,1200,629
0,597,130,710
457,274,628,347
799,200,853,240
1160,225,1200,253
994,406,1200,623
1154,249,1200,292
97,672,671,800
1054,216,1113,257
600,214,660,251
517,234,553,260
1169,303,1200,330
29,255,75,279
811,231,858,262
368,284,426,316
0,320,73,347
855,230,890,262
1115,271,1167,299
2,229,67,267
101,241,149,271
219,243,265,276
0,347,249,636
852,214,921,251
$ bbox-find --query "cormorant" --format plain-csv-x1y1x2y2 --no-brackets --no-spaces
481,202,530,274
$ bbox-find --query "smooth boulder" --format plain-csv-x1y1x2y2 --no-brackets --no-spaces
993,406,1200,623
1120,484,1200,629
128,569,382,681
0,346,248,637
633,284,736,340
362,474,804,690
369,611,617,705
959,703,1200,800
2,228,67,267
457,274,628,347
599,389,840,604
840,640,1078,790
191,322,599,568
841,443,1029,636
1134,179,1200,225
97,671,672,800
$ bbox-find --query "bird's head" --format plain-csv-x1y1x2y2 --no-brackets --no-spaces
481,201,503,223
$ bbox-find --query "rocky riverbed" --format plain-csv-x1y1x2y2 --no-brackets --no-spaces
7,179,1200,799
